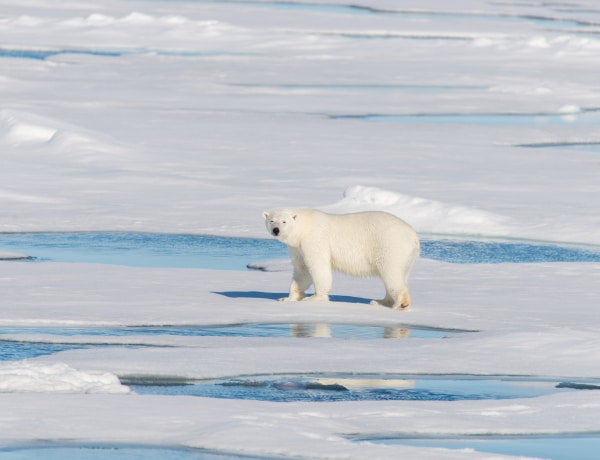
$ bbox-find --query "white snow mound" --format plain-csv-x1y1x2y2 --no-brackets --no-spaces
0,361,130,394
322,185,511,236
0,110,57,145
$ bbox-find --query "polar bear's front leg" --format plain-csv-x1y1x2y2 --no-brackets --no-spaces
279,291,303,302
279,277,309,301
302,250,332,302
279,248,313,302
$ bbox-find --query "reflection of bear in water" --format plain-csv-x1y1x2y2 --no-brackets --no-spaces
263,209,420,311
290,324,411,339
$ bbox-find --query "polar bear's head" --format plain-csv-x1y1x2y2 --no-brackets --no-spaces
262,210,297,245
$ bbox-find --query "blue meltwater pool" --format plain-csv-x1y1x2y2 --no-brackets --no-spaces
1,232,599,269
126,374,594,403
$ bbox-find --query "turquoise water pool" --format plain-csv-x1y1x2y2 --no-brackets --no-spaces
0,341,88,361
128,374,584,403
0,323,457,341
1,232,598,269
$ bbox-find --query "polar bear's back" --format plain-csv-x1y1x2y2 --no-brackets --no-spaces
307,210,419,278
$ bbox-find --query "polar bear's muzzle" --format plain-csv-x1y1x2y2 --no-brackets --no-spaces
272,227,280,236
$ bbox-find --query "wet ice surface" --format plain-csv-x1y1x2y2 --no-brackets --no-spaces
1,232,599,268
363,434,600,460
517,141,600,151
0,48,255,60
0,49,123,60
330,110,600,125
0,445,266,460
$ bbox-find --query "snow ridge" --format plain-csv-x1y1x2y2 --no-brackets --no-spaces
322,185,511,237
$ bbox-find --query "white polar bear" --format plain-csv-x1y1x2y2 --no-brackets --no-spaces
262,209,420,311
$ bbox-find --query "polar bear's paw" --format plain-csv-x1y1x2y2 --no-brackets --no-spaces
278,292,306,301
370,298,411,311
278,296,299,302
370,299,390,307
303,294,329,302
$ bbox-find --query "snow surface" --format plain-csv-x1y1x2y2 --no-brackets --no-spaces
1,0,600,459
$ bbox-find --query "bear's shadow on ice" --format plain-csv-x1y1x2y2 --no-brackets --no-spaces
213,291,371,304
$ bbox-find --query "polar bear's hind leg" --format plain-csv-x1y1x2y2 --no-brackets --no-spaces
369,293,394,308
372,270,411,310
392,286,411,311
369,288,410,310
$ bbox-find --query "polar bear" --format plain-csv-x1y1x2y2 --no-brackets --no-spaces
262,209,420,310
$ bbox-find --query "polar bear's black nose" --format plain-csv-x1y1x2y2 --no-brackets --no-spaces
272,227,280,236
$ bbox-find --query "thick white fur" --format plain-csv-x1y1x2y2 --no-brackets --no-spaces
262,209,420,311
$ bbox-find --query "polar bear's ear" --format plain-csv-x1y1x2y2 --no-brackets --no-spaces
262,211,270,220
